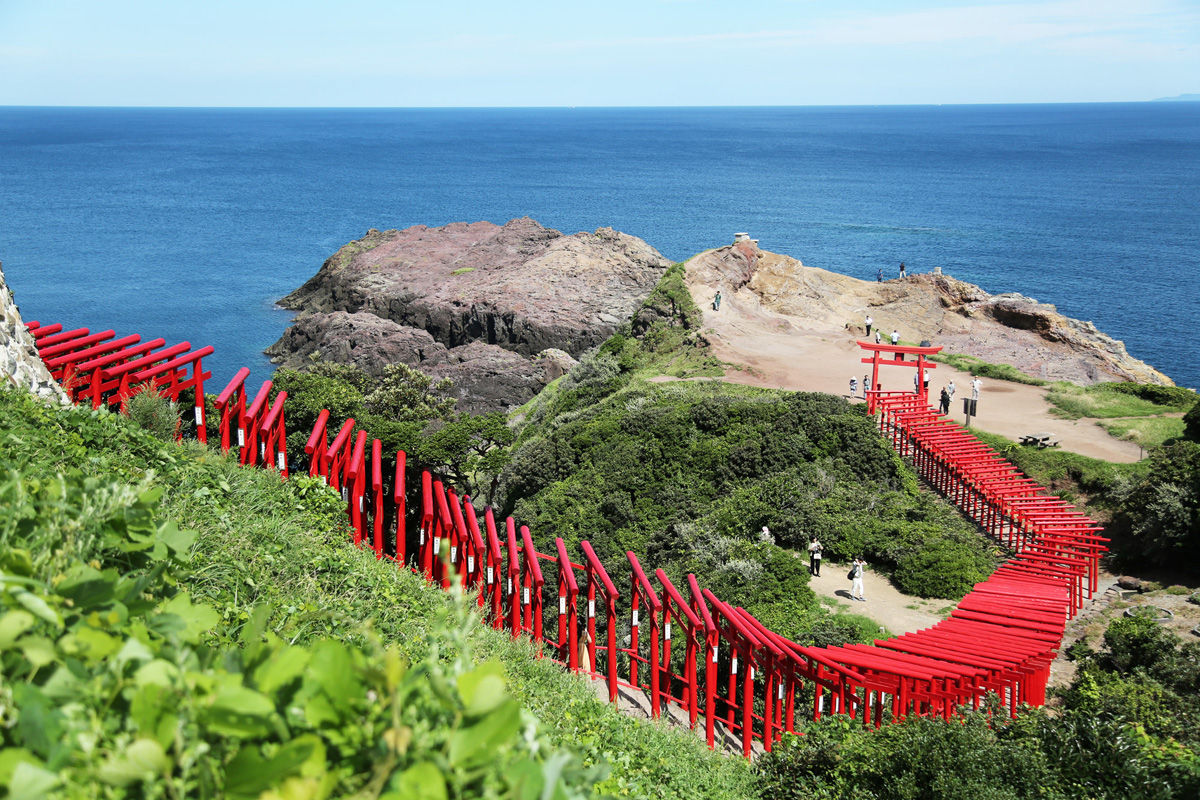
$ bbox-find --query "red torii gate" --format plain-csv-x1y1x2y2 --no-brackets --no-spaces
859,340,943,413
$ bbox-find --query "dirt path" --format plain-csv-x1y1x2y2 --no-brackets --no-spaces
693,278,1143,463
807,561,947,636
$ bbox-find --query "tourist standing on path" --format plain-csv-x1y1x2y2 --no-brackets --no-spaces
712,290,722,311
862,374,870,399
971,377,982,402
939,386,951,415
849,377,858,397
807,539,823,576
865,314,873,337
899,262,907,279
874,329,881,345
947,380,956,402
891,329,902,360
850,558,867,601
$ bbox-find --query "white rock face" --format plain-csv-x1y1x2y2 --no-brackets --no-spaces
0,262,69,404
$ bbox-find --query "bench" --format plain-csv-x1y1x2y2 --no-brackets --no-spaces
1019,433,1060,449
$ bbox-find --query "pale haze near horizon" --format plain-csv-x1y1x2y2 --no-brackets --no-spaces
1,0,1197,107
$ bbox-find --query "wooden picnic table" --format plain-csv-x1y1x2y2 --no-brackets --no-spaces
1019,432,1060,449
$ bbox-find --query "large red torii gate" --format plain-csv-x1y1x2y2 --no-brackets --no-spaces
859,340,943,413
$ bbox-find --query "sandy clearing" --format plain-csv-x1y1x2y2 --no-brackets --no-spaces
806,560,947,636
693,284,1143,463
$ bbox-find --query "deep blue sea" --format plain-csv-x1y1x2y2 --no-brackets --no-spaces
1,104,1198,390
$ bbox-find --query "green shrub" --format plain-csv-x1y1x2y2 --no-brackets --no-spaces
125,388,182,441
1185,399,1200,442
1108,440,1200,570
891,538,996,598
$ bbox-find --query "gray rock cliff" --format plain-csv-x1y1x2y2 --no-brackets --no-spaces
269,218,669,412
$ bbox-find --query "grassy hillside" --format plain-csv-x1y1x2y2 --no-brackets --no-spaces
499,265,1000,622
0,387,755,799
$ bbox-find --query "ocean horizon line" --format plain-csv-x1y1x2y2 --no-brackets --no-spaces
0,100,1189,112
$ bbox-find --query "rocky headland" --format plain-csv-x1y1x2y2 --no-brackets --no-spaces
689,241,1171,386
268,218,672,412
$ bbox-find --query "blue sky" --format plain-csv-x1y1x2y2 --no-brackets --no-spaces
1,0,1197,106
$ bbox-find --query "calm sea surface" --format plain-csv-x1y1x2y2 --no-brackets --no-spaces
1,105,1197,389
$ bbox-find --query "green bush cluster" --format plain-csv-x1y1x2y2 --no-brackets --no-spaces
503,377,996,627
755,615,1200,800
1107,440,1200,569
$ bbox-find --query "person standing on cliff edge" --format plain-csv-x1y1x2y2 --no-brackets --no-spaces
899,262,907,279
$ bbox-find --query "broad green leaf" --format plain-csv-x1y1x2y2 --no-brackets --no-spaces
115,636,155,669
97,738,170,786
7,761,59,800
155,593,219,643
56,565,117,610
224,736,321,797
157,520,197,558
259,776,324,800
0,610,35,649
0,749,41,787
254,645,311,696
59,627,120,662
0,549,33,577
18,636,56,669
384,647,407,691
457,660,507,717
448,698,522,768
13,591,62,629
134,658,180,687
12,683,63,760
129,683,167,740
307,639,359,706
201,686,277,739
303,693,339,729
386,762,448,800
509,760,544,800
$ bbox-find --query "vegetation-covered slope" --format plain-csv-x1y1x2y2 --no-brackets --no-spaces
497,265,999,639
0,387,755,799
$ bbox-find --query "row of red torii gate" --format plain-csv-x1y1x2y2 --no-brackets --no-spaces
26,320,1105,758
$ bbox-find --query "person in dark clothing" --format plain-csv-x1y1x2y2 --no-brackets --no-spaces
877,268,883,282
939,386,951,414
899,262,907,279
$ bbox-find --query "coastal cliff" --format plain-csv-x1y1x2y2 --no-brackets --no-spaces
689,243,1172,386
268,218,671,412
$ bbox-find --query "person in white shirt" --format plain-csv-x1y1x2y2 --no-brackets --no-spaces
971,377,982,401
807,539,823,576
850,558,867,601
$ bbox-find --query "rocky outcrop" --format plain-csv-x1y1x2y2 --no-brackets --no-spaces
270,219,666,412
1,262,68,404
688,244,1172,386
